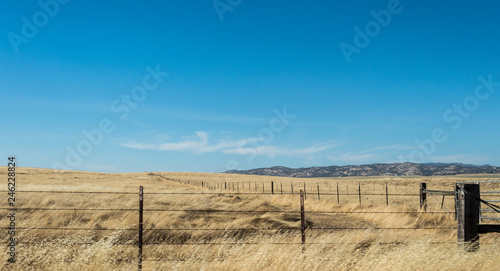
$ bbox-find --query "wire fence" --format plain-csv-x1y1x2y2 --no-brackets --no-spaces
463,180,500,223
149,174,469,212
1,178,466,269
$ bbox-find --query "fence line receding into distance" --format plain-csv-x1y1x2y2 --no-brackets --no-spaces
4,174,498,268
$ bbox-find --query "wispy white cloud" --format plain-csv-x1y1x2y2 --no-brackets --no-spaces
325,144,416,165
120,132,338,157
121,131,262,154
427,154,491,165
361,144,417,153
143,107,270,125
222,140,338,158
6,98,110,113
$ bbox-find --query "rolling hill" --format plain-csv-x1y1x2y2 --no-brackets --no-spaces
225,162,500,178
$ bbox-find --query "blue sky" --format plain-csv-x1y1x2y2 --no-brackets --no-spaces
1,0,500,173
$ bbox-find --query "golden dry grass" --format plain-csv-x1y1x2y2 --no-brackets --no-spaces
1,167,500,270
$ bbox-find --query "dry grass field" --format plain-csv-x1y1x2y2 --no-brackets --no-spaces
2,167,500,270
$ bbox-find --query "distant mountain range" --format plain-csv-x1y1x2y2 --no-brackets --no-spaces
225,163,500,178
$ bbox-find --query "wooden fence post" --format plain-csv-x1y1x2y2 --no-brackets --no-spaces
456,183,480,252
420,183,427,211
138,186,143,271
385,183,389,206
281,182,283,195
300,190,306,245
336,182,340,204
291,182,294,195
454,184,459,221
457,183,480,251
271,181,274,195
358,183,361,204
317,184,320,200
304,182,306,200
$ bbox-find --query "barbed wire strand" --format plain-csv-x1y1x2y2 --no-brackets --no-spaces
0,190,136,195
0,207,452,214
0,226,455,232
0,207,137,211
0,190,421,196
